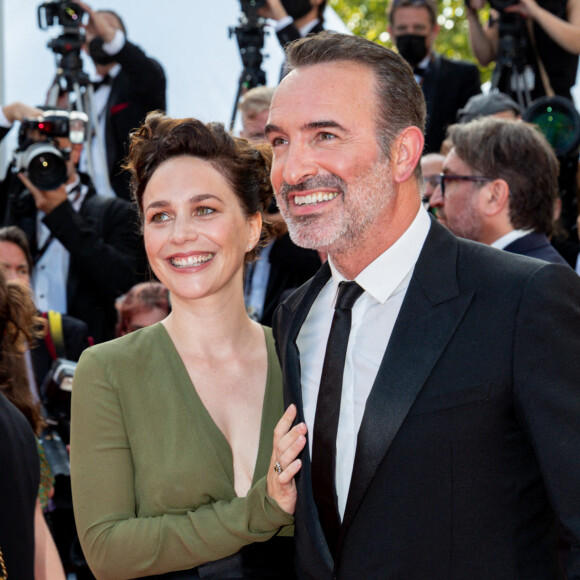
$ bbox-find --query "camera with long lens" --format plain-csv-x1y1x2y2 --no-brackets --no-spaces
524,96,580,231
13,110,88,190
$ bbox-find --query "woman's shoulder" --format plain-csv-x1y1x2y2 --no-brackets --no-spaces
80,323,167,365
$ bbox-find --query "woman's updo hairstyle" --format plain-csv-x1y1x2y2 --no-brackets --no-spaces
125,112,275,261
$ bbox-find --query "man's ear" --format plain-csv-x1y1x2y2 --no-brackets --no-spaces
483,178,510,216
390,126,424,184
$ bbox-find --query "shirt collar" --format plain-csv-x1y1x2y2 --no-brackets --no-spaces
328,206,431,304
300,18,320,36
491,228,534,250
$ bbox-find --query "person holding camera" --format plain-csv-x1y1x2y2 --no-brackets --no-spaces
259,0,327,79
466,0,580,102
76,2,166,201
0,108,144,344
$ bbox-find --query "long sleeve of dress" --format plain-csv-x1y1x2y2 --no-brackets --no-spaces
70,326,293,580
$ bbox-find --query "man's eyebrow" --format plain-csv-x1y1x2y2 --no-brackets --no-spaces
265,120,348,135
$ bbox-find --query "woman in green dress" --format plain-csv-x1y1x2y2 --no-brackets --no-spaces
70,113,307,579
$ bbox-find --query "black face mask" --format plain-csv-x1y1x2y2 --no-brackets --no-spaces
395,34,428,67
281,0,314,20
88,37,117,65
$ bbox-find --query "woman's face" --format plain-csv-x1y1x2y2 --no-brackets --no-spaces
142,156,261,304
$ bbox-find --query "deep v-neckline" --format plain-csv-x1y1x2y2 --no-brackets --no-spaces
156,323,273,496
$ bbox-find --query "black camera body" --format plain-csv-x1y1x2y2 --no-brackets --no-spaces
13,110,87,190
38,0,85,31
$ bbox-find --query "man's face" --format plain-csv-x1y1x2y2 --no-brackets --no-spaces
0,241,31,287
389,6,438,64
429,148,485,242
241,109,270,143
267,62,395,256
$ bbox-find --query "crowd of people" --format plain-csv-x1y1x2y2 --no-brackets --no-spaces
1,0,580,578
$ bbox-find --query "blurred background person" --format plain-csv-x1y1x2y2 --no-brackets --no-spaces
78,2,167,200
259,0,327,79
387,0,481,153
239,86,276,144
430,117,570,265
0,267,66,580
456,91,523,123
0,106,145,344
115,281,170,337
0,225,90,577
420,152,445,211
466,0,580,103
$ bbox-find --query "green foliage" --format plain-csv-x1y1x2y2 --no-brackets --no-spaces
329,0,494,82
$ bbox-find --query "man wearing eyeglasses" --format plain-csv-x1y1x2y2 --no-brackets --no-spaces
430,116,569,265
268,31,580,579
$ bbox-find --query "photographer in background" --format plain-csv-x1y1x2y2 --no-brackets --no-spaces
77,1,166,200
466,0,580,102
0,102,43,141
0,108,144,344
259,0,327,78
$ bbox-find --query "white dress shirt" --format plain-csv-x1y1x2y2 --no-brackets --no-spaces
78,30,124,197
33,175,89,313
297,207,431,518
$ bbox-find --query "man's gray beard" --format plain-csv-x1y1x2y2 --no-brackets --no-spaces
280,159,395,255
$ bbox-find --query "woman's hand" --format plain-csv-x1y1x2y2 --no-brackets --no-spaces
266,404,307,514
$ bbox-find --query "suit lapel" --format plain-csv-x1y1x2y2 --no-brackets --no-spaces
281,261,331,414
340,220,474,541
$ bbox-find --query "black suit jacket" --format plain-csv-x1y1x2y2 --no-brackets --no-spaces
3,174,145,343
273,219,580,579
421,54,481,153
104,40,166,200
260,233,321,327
504,231,569,266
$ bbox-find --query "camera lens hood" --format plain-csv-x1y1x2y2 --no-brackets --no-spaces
18,142,68,190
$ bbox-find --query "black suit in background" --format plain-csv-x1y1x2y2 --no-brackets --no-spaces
102,40,166,201
420,54,481,153
273,219,580,579
3,174,145,343
504,231,570,266
259,233,321,327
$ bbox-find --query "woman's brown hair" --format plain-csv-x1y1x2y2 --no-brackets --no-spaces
124,112,275,261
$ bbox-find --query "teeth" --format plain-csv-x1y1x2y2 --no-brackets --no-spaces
294,192,339,206
170,253,214,268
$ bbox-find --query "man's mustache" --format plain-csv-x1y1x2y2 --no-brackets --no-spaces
278,174,346,198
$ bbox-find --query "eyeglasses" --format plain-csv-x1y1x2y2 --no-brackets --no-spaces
438,174,492,197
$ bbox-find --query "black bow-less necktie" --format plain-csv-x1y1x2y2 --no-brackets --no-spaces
311,280,365,555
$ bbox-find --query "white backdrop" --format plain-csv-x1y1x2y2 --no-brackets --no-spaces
0,0,348,169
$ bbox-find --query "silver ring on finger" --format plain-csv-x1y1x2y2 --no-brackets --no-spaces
274,461,283,474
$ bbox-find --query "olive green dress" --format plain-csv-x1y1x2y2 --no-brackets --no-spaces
70,323,293,579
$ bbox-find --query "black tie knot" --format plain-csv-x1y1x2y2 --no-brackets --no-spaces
335,281,364,311
92,74,111,91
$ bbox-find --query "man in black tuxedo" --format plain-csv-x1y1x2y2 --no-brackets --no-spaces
388,0,481,153
430,116,570,266
80,2,166,200
266,32,580,578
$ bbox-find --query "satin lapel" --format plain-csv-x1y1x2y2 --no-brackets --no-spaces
340,220,474,540
280,261,335,570
281,261,331,415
